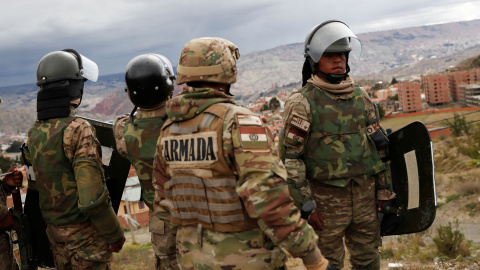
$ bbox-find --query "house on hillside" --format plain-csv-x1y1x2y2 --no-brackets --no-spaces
117,169,149,229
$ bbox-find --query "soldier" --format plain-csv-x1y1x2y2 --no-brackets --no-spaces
278,20,395,270
23,49,125,269
0,165,23,270
113,54,178,269
152,37,331,270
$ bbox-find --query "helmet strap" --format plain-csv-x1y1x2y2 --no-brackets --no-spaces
129,106,138,126
220,85,234,96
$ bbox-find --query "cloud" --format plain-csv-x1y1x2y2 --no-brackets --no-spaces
1,0,479,87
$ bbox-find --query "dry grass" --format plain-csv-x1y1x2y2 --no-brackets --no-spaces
381,110,480,131
111,242,156,270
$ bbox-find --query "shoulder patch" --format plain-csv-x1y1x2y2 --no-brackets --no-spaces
284,113,310,147
289,114,310,133
236,114,263,126
366,120,381,136
239,126,268,149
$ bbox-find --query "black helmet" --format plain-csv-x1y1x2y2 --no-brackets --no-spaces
125,54,175,108
302,20,361,85
36,49,99,120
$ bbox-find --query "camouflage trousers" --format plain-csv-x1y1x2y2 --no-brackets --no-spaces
0,231,19,270
310,178,381,269
46,220,112,270
176,225,286,270
149,211,178,270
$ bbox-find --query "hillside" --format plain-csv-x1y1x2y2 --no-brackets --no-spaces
233,19,480,103
2,19,480,133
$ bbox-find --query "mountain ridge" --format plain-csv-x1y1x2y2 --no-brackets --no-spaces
1,19,480,134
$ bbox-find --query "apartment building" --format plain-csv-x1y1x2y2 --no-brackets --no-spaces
421,73,450,105
447,68,480,102
398,81,422,112
460,84,480,107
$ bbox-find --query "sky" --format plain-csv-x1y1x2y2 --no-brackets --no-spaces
1,0,480,88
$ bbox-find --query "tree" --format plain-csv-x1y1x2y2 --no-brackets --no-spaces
376,103,386,119
391,77,398,85
6,141,23,153
0,155,22,172
442,113,470,137
269,97,281,111
388,94,398,101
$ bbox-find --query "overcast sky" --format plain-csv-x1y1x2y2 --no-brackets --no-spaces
1,0,479,88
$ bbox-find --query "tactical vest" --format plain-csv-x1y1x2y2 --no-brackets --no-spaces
302,85,384,187
159,103,259,232
28,117,86,225
124,117,165,210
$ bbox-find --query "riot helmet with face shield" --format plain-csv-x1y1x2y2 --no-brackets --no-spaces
36,49,99,120
303,20,361,85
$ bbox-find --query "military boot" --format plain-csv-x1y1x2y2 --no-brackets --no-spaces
351,256,380,270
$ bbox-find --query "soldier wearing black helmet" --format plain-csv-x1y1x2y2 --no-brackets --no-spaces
279,20,395,270
23,49,126,269
113,54,178,269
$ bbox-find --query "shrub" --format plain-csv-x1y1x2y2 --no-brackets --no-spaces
464,202,480,217
433,220,470,258
445,194,461,203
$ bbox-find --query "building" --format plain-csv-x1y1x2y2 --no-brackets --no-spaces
460,84,480,107
422,73,451,106
376,87,397,100
447,68,480,103
398,81,422,112
117,167,150,229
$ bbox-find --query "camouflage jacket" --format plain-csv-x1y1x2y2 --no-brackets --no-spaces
153,86,321,259
113,103,167,210
0,171,11,222
25,109,124,243
279,76,395,205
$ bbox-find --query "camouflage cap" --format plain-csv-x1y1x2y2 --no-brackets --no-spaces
176,37,240,85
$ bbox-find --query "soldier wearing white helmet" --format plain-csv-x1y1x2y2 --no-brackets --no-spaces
279,21,395,270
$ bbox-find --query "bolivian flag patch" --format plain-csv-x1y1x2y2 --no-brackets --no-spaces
239,126,268,148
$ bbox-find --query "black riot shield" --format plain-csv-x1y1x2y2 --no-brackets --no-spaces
79,116,130,213
380,121,436,236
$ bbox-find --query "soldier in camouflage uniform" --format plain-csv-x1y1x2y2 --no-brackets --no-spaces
23,49,125,270
278,21,395,270
152,37,331,270
0,165,23,270
113,54,178,270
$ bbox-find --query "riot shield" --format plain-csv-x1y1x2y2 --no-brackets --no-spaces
79,116,130,213
380,121,436,236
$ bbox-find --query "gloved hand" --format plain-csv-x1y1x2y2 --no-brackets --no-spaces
0,211,17,231
304,256,330,270
110,235,126,253
3,167,23,188
308,210,325,230
377,200,392,213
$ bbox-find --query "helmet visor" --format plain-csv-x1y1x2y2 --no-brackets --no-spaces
305,21,362,63
79,54,99,82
